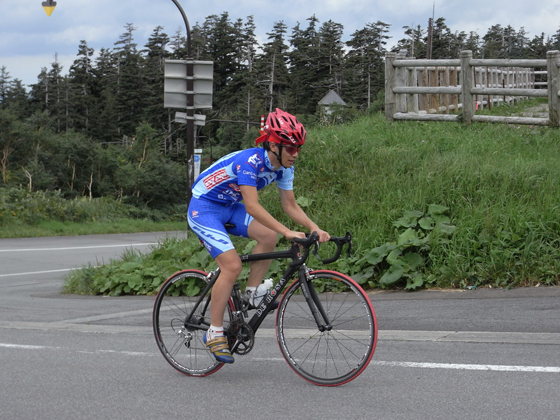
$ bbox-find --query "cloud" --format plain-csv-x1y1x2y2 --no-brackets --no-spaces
2,0,560,88
1,53,77,87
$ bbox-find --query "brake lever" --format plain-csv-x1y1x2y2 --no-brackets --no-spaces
312,240,321,261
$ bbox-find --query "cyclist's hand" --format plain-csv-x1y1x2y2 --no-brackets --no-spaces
316,229,331,244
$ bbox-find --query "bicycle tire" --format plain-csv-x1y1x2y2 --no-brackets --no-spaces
153,269,233,377
276,270,377,386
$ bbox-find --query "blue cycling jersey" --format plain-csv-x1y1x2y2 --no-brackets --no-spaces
192,147,294,204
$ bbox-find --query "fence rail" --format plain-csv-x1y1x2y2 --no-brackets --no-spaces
385,50,560,127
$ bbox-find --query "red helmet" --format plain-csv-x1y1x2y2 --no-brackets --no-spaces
255,108,306,146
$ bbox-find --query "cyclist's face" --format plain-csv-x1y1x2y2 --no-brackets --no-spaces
270,143,300,169
280,143,300,168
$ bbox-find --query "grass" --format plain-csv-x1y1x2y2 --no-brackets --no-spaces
17,98,560,293
256,100,560,289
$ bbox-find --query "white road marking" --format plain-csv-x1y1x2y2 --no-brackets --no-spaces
2,343,559,373
0,343,56,350
0,268,74,278
372,360,560,373
0,243,157,252
0,343,152,356
78,350,154,357
0,242,157,278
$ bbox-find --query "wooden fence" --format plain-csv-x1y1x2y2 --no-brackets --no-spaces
385,50,560,127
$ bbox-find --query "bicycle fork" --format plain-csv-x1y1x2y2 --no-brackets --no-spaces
298,265,333,332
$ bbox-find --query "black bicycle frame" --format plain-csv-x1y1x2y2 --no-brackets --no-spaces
183,232,352,353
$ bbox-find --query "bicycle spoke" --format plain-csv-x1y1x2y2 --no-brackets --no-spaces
276,271,377,386
153,270,231,377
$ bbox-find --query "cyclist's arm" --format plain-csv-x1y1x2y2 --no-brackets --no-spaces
239,185,304,241
278,188,330,243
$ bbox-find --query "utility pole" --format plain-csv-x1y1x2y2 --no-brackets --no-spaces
426,18,433,59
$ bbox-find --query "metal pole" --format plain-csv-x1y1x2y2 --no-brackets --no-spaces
170,0,194,202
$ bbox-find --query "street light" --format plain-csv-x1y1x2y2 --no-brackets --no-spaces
169,0,195,203
42,0,57,16
40,0,198,202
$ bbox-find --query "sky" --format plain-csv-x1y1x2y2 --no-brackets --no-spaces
1,0,559,88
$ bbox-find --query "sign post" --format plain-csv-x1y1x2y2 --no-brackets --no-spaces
164,58,213,201
168,0,197,202
194,148,202,180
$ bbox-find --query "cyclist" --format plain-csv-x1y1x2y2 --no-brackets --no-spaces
187,108,330,364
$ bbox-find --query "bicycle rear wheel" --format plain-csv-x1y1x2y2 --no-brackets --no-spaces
153,269,233,376
276,270,377,386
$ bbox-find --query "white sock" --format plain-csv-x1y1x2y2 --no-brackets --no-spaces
207,325,224,339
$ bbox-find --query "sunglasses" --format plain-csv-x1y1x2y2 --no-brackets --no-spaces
282,144,302,155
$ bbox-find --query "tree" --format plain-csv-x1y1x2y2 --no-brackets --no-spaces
318,20,346,95
238,16,261,128
68,41,95,133
464,31,481,57
0,67,11,109
0,109,19,184
90,48,120,143
288,17,346,114
289,16,321,114
429,18,466,59
142,26,171,137
344,21,390,109
395,25,426,58
552,26,560,50
256,20,290,113
481,24,527,59
526,33,551,59
113,23,146,137
196,13,246,110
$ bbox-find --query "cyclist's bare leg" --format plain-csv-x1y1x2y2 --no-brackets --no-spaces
210,249,242,327
246,220,277,288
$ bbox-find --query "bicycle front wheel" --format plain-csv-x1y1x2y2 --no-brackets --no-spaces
153,269,233,377
276,270,377,386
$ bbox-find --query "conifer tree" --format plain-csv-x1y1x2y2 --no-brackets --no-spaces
344,21,390,109
69,41,95,133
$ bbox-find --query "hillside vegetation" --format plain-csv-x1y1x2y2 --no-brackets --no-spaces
61,106,560,294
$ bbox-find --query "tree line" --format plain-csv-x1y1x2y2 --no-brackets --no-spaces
1,13,560,211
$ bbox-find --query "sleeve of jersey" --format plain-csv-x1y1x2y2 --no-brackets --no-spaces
236,160,259,187
277,167,294,190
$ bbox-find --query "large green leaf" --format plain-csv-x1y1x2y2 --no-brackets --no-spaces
363,244,392,265
403,252,424,270
393,210,423,228
296,196,314,208
352,266,375,284
380,265,404,285
405,274,424,290
418,216,435,230
428,204,449,216
398,228,419,245
386,248,403,266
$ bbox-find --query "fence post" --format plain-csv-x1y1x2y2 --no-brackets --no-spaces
407,65,419,113
385,52,397,122
395,51,407,113
547,50,560,127
460,50,474,124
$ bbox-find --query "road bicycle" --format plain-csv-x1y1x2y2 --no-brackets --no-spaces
152,230,377,386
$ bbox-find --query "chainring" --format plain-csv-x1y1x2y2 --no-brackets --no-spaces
228,320,255,355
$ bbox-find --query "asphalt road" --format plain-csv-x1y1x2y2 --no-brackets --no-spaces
1,232,560,420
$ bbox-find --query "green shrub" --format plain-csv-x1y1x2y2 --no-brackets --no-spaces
54,103,560,294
